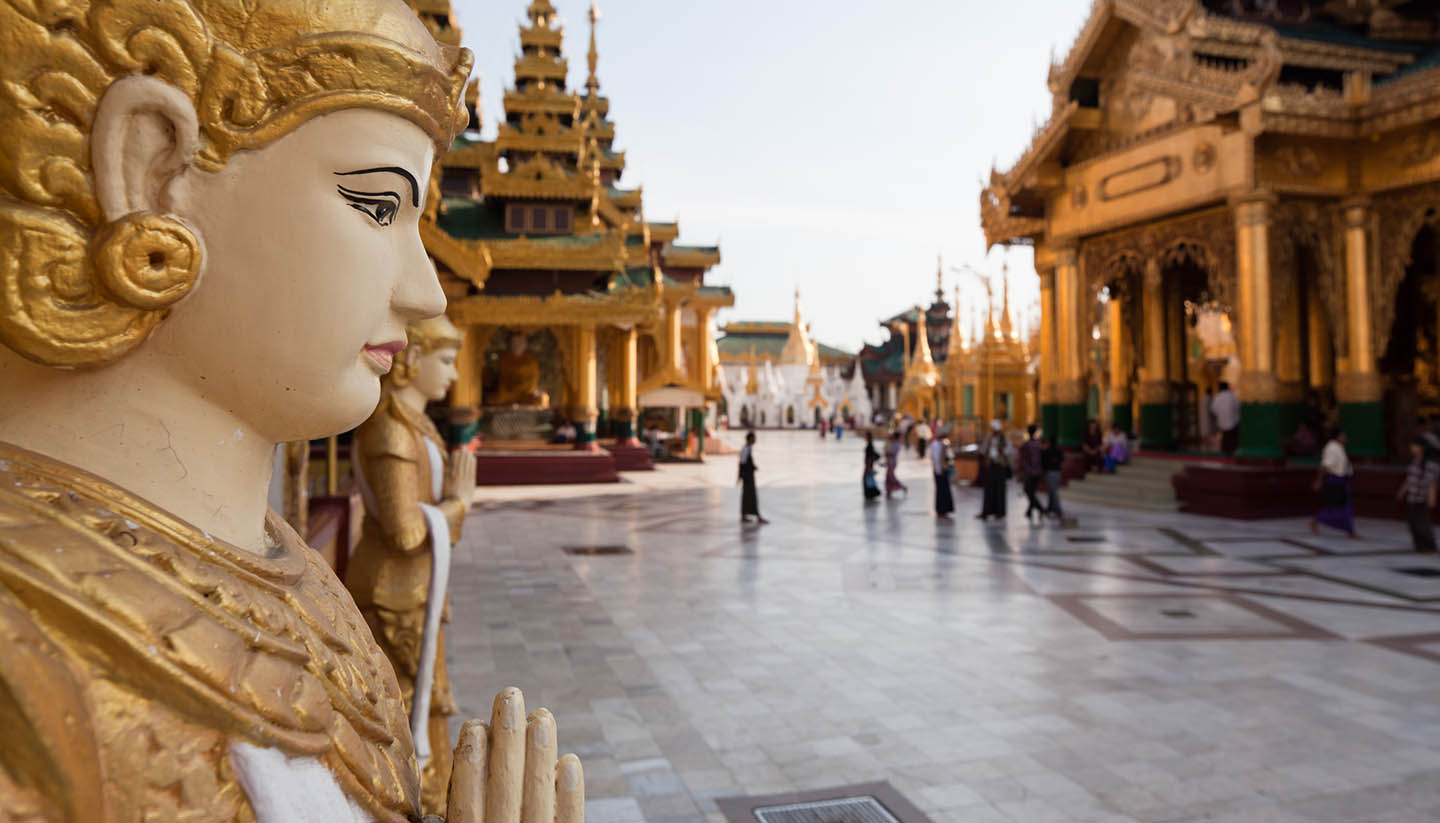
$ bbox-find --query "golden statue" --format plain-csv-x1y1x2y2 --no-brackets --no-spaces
491,331,550,407
0,1,582,820
347,315,476,810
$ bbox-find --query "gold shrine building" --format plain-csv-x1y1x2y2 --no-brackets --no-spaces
983,0,1440,458
860,265,1036,436
408,0,733,452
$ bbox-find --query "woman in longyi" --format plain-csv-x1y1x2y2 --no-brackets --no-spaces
0,1,581,820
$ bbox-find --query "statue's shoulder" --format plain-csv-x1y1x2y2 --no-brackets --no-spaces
356,401,421,462
0,447,421,823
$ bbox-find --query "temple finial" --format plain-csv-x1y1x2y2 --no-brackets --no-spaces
586,1,601,95
1000,260,1013,340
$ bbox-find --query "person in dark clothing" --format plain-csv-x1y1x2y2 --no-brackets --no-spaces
1041,435,1065,519
976,420,1009,520
1396,434,1439,553
1018,424,1045,521
863,432,882,501
738,432,768,524
1081,418,1104,471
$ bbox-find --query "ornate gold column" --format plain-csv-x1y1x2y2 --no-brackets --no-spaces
1337,197,1384,455
1234,192,1282,456
1108,296,1133,433
1138,260,1173,448
573,323,599,449
1037,262,1058,437
612,325,639,442
1053,244,1085,446
694,305,714,395
448,323,483,445
1308,290,1334,390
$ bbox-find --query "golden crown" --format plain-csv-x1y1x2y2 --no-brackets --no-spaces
0,0,472,367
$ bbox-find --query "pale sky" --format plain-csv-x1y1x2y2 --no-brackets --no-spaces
450,0,1095,353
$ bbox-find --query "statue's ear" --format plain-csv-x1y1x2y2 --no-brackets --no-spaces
91,76,201,221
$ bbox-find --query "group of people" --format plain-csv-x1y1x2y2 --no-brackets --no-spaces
1311,424,1440,552
1080,419,1132,474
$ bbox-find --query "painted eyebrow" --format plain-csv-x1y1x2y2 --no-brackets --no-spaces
335,167,419,207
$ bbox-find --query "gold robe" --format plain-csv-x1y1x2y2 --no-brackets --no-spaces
345,395,465,812
0,442,420,823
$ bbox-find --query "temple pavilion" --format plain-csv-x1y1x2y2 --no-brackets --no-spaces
716,293,868,428
407,0,733,470
982,0,1440,459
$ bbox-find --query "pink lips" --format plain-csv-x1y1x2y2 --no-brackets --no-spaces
363,340,405,373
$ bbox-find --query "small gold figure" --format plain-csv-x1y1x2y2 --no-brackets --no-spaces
491,332,551,407
347,315,477,811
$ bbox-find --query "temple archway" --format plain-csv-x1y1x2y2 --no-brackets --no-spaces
1380,223,1440,459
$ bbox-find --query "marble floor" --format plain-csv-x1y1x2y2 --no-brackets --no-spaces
446,431,1440,823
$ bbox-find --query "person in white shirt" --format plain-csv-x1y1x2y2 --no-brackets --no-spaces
1211,381,1241,455
915,420,933,459
929,431,954,518
1311,428,1357,537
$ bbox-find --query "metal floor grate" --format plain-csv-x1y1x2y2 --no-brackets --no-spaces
1392,566,1440,578
561,545,633,555
755,796,900,823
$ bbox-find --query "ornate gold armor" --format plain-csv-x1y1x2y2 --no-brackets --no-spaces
0,442,419,822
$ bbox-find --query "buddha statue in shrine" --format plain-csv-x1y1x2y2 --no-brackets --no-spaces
0,1,582,820
346,314,476,810
491,331,550,407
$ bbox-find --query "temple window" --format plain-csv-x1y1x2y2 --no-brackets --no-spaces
505,203,577,235
531,206,548,231
1069,76,1100,108
963,385,975,417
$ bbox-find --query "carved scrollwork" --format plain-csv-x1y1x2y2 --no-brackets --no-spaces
1270,199,1345,357
1375,183,1440,359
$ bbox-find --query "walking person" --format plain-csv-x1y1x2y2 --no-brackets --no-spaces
1041,434,1065,521
738,431,768,524
930,429,954,519
914,419,932,459
884,431,908,499
863,431,883,502
977,419,1009,520
1212,381,1240,456
1397,434,1439,553
1311,427,1356,538
1018,424,1045,522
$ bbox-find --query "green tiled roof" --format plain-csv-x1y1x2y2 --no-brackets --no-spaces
669,244,720,254
697,285,733,298
436,198,507,239
817,342,853,360
717,333,785,357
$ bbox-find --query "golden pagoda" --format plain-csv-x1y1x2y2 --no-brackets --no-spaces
410,0,733,470
943,266,1036,439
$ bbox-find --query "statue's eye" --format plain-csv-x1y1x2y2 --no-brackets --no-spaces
337,186,400,227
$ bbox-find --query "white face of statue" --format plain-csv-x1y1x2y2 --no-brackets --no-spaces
410,345,460,402
155,108,445,442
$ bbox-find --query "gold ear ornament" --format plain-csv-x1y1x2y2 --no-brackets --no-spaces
92,212,202,311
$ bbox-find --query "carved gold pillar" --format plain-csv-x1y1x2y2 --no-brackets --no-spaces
1138,259,1173,449
448,323,482,445
694,305,714,395
1234,193,1282,456
1337,197,1384,455
1037,263,1058,437
1308,290,1334,390
573,323,599,449
1053,245,1085,446
665,302,684,375
612,325,639,442
1108,296,1133,433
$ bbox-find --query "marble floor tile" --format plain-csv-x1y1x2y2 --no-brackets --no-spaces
443,431,1440,822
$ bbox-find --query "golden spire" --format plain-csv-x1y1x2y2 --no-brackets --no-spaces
586,1,601,95
935,253,944,304
527,0,558,27
1000,260,1013,341
951,284,966,353
780,289,815,366
911,308,938,373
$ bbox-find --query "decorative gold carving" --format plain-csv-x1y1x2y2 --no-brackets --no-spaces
1270,199,1345,357
1137,379,1171,404
1193,142,1216,173
1053,378,1086,405
1396,130,1440,166
1099,155,1182,201
0,442,419,822
0,0,471,368
1080,206,1236,311
1238,370,1282,403
1071,184,1089,209
1273,144,1325,178
92,212,202,311
1374,182,1440,359
1335,369,1384,403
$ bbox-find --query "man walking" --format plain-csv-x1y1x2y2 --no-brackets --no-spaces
1018,424,1045,521
1212,381,1240,455
1397,433,1440,553
930,429,954,519
738,431,768,524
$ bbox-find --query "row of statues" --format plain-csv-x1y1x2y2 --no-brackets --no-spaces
0,0,583,820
